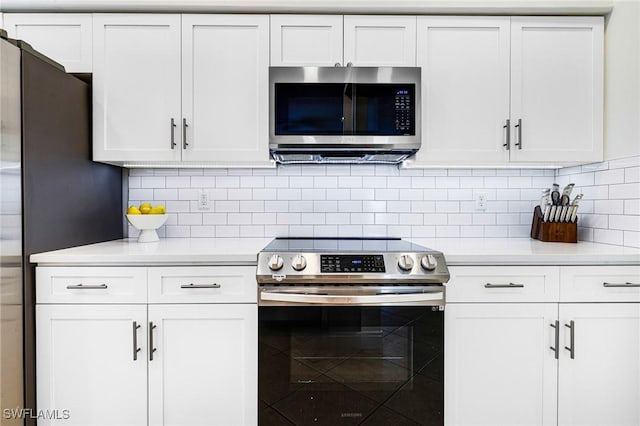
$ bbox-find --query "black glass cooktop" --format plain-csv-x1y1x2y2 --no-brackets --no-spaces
261,237,435,253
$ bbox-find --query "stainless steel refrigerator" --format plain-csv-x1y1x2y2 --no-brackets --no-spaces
0,32,123,425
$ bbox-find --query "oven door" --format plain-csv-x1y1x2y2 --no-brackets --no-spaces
258,289,444,425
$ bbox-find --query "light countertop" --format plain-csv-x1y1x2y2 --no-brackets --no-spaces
30,237,640,266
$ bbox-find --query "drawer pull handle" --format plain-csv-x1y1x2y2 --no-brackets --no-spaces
550,321,559,359
132,321,141,361
564,320,575,359
66,283,108,290
484,283,524,289
149,322,157,361
180,283,221,289
603,282,640,288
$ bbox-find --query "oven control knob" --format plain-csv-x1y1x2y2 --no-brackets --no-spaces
421,254,438,271
291,255,307,271
268,254,284,271
397,255,414,271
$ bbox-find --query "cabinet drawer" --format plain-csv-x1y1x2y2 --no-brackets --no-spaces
36,267,147,303
446,266,560,303
148,266,257,303
560,266,640,302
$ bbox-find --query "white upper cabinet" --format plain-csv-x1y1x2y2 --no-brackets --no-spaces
271,15,416,67
409,16,510,166
93,14,182,163
270,15,343,66
181,15,269,165
343,16,417,66
408,15,603,167
510,17,604,164
92,14,272,166
3,13,92,72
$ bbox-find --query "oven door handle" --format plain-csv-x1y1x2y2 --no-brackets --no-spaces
260,290,444,305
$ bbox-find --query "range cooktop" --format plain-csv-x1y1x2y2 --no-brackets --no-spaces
256,237,450,285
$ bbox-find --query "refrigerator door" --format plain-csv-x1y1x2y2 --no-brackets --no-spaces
0,38,24,425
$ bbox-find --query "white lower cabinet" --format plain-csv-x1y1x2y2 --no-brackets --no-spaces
148,304,257,426
558,303,640,426
36,304,148,426
445,265,640,426
445,303,558,426
36,266,257,426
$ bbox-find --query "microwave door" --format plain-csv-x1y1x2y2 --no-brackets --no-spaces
343,83,353,135
275,83,345,136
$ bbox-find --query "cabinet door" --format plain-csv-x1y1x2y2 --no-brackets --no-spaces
407,17,511,167
93,14,181,163
510,17,603,164
270,15,343,66
36,304,147,426
181,15,271,166
558,303,640,426
148,304,257,426
343,16,416,66
3,13,93,72
445,303,558,426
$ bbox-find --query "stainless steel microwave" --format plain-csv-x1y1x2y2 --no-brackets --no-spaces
269,66,421,164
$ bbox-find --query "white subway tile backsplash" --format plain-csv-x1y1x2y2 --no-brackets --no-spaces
624,199,640,215
191,226,215,238
128,155,639,247
595,169,625,185
203,213,227,225
227,213,252,225
623,231,640,248
609,183,640,200
216,225,240,238
178,213,203,225
594,200,624,215
593,228,624,245
626,167,640,183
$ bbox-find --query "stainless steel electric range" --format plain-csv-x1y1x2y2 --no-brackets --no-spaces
256,237,450,425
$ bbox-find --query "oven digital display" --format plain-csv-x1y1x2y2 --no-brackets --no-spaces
320,255,385,273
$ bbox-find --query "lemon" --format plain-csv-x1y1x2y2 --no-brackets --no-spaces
139,202,152,209
149,206,164,215
140,205,152,214
127,206,141,215
155,205,166,214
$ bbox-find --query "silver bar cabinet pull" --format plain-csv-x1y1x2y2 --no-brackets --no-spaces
515,118,522,149
484,283,525,289
132,321,141,361
182,118,189,149
550,321,559,359
180,283,221,289
66,283,108,290
149,322,157,361
170,118,176,149
503,119,511,150
603,282,640,288
564,320,575,359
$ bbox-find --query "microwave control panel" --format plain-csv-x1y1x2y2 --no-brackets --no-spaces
394,90,413,133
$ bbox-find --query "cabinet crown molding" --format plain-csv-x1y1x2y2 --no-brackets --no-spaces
1,0,613,15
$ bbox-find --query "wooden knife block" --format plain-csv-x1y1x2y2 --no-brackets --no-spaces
530,205,578,243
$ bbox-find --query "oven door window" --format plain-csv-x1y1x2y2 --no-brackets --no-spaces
259,306,443,425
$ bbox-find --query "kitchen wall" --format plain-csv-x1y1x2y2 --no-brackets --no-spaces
556,155,640,248
128,155,640,248
128,165,556,240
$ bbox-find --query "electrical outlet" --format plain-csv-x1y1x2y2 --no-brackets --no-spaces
198,190,210,210
475,193,487,212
